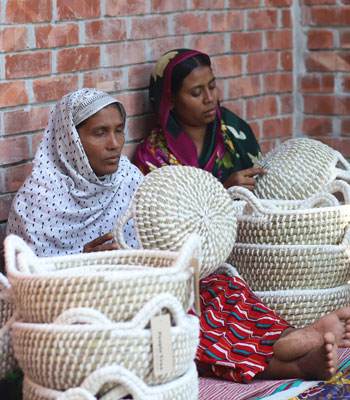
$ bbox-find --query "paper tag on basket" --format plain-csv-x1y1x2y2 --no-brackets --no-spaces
151,313,174,376
192,257,201,317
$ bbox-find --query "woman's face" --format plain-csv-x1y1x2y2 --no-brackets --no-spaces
171,65,218,129
77,103,125,176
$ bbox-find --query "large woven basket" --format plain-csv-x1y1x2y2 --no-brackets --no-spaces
229,181,350,245
115,165,241,279
0,273,17,380
255,284,350,328
12,293,199,390
228,226,350,291
254,138,350,200
22,363,198,400
4,233,199,323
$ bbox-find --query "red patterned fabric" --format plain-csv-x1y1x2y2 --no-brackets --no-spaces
191,275,291,383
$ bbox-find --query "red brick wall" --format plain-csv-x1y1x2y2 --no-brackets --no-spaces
0,0,348,266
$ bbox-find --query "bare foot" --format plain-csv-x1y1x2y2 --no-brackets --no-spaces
274,308,350,361
257,332,338,381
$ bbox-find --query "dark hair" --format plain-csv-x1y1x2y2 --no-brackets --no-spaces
170,54,211,94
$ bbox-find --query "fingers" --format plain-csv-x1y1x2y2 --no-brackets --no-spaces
244,166,268,177
83,232,117,253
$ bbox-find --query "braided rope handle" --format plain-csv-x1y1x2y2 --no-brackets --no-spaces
4,234,37,275
53,293,187,329
323,179,350,205
335,151,350,181
114,206,139,250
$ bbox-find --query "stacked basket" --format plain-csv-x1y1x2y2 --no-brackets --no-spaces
227,179,350,328
4,233,201,400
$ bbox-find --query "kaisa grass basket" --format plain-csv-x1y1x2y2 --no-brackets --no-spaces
115,165,242,279
254,138,350,200
228,181,350,246
22,363,198,400
255,284,350,329
0,273,17,380
12,293,199,390
228,226,350,291
4,233,200,323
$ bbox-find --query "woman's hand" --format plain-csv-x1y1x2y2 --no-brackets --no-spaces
83,232,118,253
223,166,267,191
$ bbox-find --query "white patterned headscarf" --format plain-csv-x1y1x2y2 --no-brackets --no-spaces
6,88,143,256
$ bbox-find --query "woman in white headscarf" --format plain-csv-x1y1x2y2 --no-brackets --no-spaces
6,88,143,256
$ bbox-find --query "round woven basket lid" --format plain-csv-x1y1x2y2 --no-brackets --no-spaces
115,165,238,279
254,138,350,200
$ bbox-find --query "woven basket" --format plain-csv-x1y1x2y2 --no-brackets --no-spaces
228,226,350,291
22,363,198,400
115,165,241,279
229,181,350,245
12,293,199,390
254,138,350,200
255,284,350,328
4,233,199,323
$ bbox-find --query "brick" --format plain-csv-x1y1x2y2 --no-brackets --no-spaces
117,91,148,117
247,10,278,30
220,101,245,120
307,30,333,49
262,117,293,138
173,13,209,35
228,76,262,99
57,0,100,20
303,0,337,4
6,52,51,79
85,19,126,43
230,32,263,53
282,9,292,27
305,52,350,72
264,73,294,93
299,74,334,93
246,96,278,119
249,121,261,141
35,24,79,48
0,82,28,107
303,116,333,135
280,93,294,113
189,0,225,8
4,163,33,192
246,52,278,74
106,42,146,67
150,0,187,12
211,11,244,32
33,76,79,103
281,51,293,70
342,75,350,92
211,55,242,78
31,132,44,155
149,37,186,60
342,119,350,135
128,65,154,90
0,194,14,222
0,136,30,166
189,33,226,56
265,30,293,50
6,0,52,23
130,16,168,40
304,7,350,26
106,0,147,16
265,0,292,5
340,31,350,49
83,70,124,92
127,115,157,140
317,138,350,157
259,140,279,155
228,0,262,7
303,94,350,115
4,106,51,136
57,47,100,73
122,143,139,161
0,27,28,52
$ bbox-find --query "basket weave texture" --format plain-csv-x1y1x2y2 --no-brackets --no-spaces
22,363,198,400
12,294,199,390
4,234,199,323
115,165,240,279
254,138,350,200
